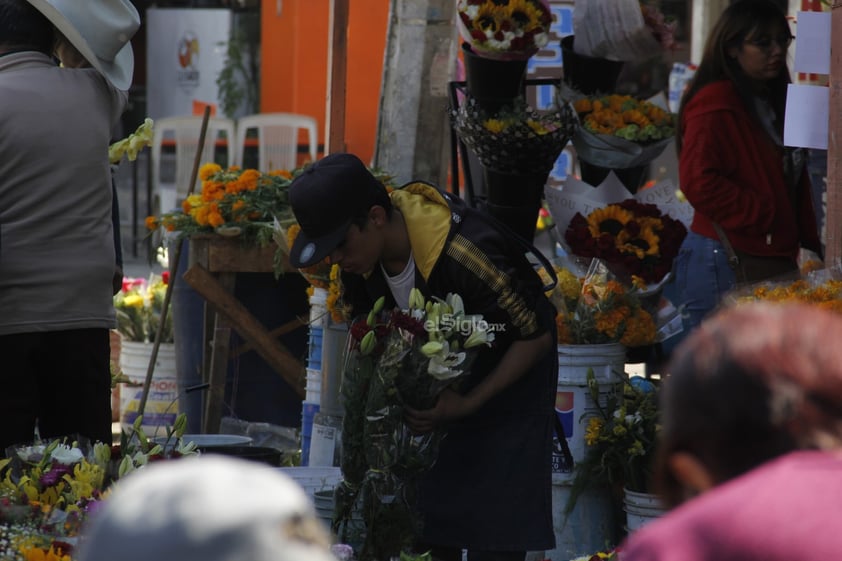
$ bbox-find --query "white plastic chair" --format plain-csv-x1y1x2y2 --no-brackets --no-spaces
150,116,236,214
233,113,318,171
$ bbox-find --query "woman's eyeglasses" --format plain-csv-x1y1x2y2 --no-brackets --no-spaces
745,34,794,51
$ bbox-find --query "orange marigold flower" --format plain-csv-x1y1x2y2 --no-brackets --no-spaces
238,169,261,191
145,215,159,230
199,162,222,181
269,169,293,179
161,216,177,232
208,211,225,228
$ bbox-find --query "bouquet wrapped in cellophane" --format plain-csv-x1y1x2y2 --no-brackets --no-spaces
334,289,494,561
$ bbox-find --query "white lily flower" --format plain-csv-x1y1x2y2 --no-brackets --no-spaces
446,293,465,316
428,349,467,380
464,327,494,348
50,444,84,465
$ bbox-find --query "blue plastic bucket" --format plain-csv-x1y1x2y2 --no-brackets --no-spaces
300,400,320,466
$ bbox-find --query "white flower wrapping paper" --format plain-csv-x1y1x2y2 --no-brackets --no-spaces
572,0,663,62
545,173,693,243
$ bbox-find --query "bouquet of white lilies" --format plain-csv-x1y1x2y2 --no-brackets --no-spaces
334,289,493,561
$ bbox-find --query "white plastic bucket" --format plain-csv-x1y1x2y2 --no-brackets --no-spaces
310,288,328,329
313,488,365,548
547,481,617,561
306,368,322,403
553,343,625,482
119,341,178,438
277,466,342,499
319,322,348,416
624,487,666,533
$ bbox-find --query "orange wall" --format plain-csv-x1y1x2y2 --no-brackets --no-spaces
260,1,389,165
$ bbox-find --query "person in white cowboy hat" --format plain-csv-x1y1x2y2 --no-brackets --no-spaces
76,455,339,561
0,0,140,452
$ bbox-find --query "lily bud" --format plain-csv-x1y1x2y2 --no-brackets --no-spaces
360,330,377,355
372,295,386,314
420,340,444,357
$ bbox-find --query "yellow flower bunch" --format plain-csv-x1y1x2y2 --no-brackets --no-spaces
569,372,660,498
573,94,675,141
326,264,351,324
109,117,154,164
145,163,297,247
113,274,173,343
734,277,842,315
550,265,656,346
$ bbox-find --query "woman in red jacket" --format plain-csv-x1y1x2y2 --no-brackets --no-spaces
673,0,821,336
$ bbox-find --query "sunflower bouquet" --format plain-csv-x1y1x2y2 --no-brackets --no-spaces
456,0,553,60
563,198,686,286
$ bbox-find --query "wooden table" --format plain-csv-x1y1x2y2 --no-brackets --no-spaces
183,235,306,433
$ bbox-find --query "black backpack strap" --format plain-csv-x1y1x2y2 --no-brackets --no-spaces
463,206,558,293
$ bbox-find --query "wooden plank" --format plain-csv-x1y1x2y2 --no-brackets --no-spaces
183,263,306,399
326,0,349,154
203,272,236,434
204,325,231,434
189,235,291,274
828,3,842,265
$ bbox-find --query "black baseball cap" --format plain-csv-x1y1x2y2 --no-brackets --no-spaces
288,153,390,268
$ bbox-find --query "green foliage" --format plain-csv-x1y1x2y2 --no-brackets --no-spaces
216,21,260,117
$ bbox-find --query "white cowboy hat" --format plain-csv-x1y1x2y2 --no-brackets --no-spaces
26,0,140,91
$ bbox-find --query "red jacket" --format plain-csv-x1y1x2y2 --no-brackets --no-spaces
679,80,820,258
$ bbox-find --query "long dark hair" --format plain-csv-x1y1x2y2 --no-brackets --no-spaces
676,0,792,153
655,303,842,508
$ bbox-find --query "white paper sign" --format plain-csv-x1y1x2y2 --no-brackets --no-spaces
794,11,831,75
784,84,829,150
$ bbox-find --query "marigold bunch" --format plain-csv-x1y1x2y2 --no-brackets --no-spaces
145,163,297,247
551,265,656,347
573,94,675,142
729,275,842,315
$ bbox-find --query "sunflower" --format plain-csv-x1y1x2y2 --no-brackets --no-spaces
586,205,634,239
616,221,660,259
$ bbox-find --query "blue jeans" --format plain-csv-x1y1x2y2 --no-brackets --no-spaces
674,231,737,340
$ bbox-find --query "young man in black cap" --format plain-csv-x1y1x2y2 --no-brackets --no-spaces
289,153,558,561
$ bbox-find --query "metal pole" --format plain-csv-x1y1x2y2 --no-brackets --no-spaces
137,106,212,418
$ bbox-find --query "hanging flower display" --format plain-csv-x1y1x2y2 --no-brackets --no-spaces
451,97,577,175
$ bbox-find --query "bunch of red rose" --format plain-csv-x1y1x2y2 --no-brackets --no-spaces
564,199,687,285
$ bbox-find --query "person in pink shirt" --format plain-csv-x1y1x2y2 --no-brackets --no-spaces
621,301,842,560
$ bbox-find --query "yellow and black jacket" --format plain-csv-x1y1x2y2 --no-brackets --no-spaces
343,181,558,550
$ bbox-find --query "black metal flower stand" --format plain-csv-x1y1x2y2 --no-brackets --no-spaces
461,42,528,115
560,35,626,96
482,167,548,241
